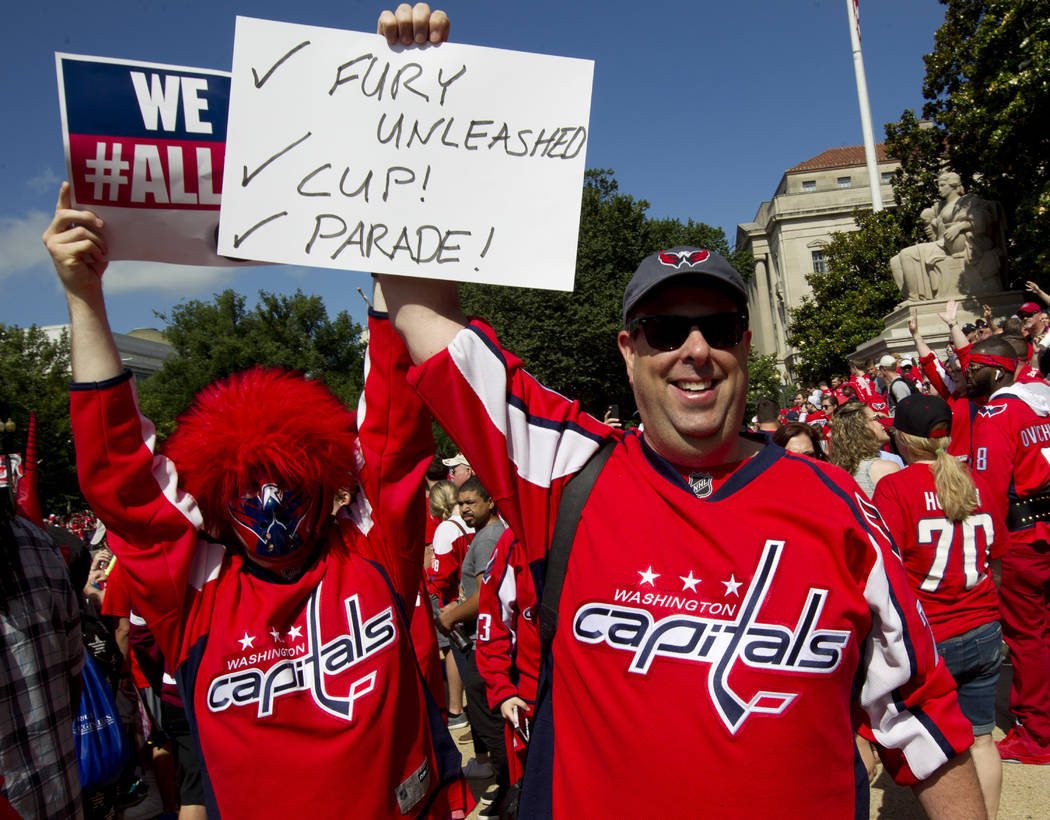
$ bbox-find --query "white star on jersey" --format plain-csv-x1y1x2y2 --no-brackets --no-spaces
638,566,660,586
269,628,282,643
680,572,701,592
287,625,303,640
722,575,742,597
238,632,256,650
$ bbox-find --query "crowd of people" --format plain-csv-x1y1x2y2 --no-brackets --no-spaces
3,5,1050,819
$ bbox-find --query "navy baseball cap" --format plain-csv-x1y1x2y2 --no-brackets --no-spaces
622,247,748,324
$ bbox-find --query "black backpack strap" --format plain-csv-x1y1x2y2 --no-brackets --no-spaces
538,437,616,656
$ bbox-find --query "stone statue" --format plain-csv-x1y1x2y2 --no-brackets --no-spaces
890,170,1006,301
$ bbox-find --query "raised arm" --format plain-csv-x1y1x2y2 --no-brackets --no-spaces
378,274,468,365
41,182,121,383
908,307,934,360
937,299,971,351
1025,280,1049,305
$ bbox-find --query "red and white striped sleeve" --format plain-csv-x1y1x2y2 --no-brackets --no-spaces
476,529,520,709
408,320,613,565
70,371,216,666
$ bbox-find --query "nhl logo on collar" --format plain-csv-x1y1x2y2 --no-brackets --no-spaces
688,471,713,499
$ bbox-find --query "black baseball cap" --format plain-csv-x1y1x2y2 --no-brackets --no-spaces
622,247,748,324
891,394,952,439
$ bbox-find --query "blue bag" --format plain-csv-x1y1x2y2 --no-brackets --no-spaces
73,653,128,790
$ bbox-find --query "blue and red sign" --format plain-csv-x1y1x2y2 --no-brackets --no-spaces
59,55,230,212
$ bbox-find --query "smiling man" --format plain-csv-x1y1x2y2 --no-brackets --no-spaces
380,236,983,820
377,8,983,818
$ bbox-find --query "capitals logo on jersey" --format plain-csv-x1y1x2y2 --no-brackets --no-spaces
572,540,851,734
978,403,1008,418
206,580,396,721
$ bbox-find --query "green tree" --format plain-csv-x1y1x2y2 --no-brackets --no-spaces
459,169,748,420
886,0,1050,279
786,210,905,384
139,290,365,436
0,325,81,513
746,349,785,419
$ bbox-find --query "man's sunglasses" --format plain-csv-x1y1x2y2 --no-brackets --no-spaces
628,312,748,351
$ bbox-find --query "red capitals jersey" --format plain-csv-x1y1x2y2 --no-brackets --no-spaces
476,529,540,709
427,516,472,605
850,375,876,402
973,380,1050,544
872,464,1006,642
70,313,466,819
409,320,972,818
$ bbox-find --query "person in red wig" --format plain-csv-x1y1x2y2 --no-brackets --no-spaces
43,162,469,817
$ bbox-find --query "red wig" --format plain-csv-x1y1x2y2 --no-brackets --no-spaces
161,367,358,541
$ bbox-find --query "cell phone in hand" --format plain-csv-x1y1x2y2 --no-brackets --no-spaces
605,404,619,420
512,705,530,744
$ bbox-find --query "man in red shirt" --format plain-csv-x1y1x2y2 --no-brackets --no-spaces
376,12,984,800
971,335,1050,765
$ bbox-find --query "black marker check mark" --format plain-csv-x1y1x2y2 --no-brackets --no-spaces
233,211,288,249
252,40,311,88
242,132,312,187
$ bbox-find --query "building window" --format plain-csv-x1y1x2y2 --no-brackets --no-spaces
812,251,827,274
801,180,816,192
837,176,852,188
881,171,894,184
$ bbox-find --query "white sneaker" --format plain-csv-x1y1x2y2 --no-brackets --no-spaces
462,758,495,779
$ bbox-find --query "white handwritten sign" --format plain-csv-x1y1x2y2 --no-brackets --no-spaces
56,53,239,266
218,17,594,290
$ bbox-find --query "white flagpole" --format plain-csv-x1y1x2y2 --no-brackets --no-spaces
847,0,884,211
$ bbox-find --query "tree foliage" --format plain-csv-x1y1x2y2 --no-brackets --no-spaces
786,210,905,384
138,290,365,437
886,0,1050,279
459,169,750,420
0,325,80,512
746,348,786,417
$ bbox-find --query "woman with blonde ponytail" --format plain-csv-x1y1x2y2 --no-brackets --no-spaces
873,395,1008,819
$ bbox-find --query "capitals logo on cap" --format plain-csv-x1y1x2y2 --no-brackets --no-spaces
659,249,710,268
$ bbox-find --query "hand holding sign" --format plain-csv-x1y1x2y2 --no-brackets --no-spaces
376,4,450,47
218,12,593,291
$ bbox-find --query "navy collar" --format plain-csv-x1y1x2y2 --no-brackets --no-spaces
637,432,779,501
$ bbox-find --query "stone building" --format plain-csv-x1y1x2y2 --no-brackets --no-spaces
737,144,899,376
42,325,174,380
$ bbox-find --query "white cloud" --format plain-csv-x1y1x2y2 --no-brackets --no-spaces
27,168,61,194
0,209,238,297
285,265,314,280
0,210,50,280
103,261,239,294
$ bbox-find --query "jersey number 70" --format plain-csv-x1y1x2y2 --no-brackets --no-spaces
916,514,994,592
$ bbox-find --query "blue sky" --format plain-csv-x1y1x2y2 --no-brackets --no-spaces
2,0,947,334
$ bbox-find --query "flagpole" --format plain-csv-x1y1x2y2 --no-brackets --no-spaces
847,0,884,211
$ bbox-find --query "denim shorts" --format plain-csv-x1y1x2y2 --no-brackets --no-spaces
937,620,1002,736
